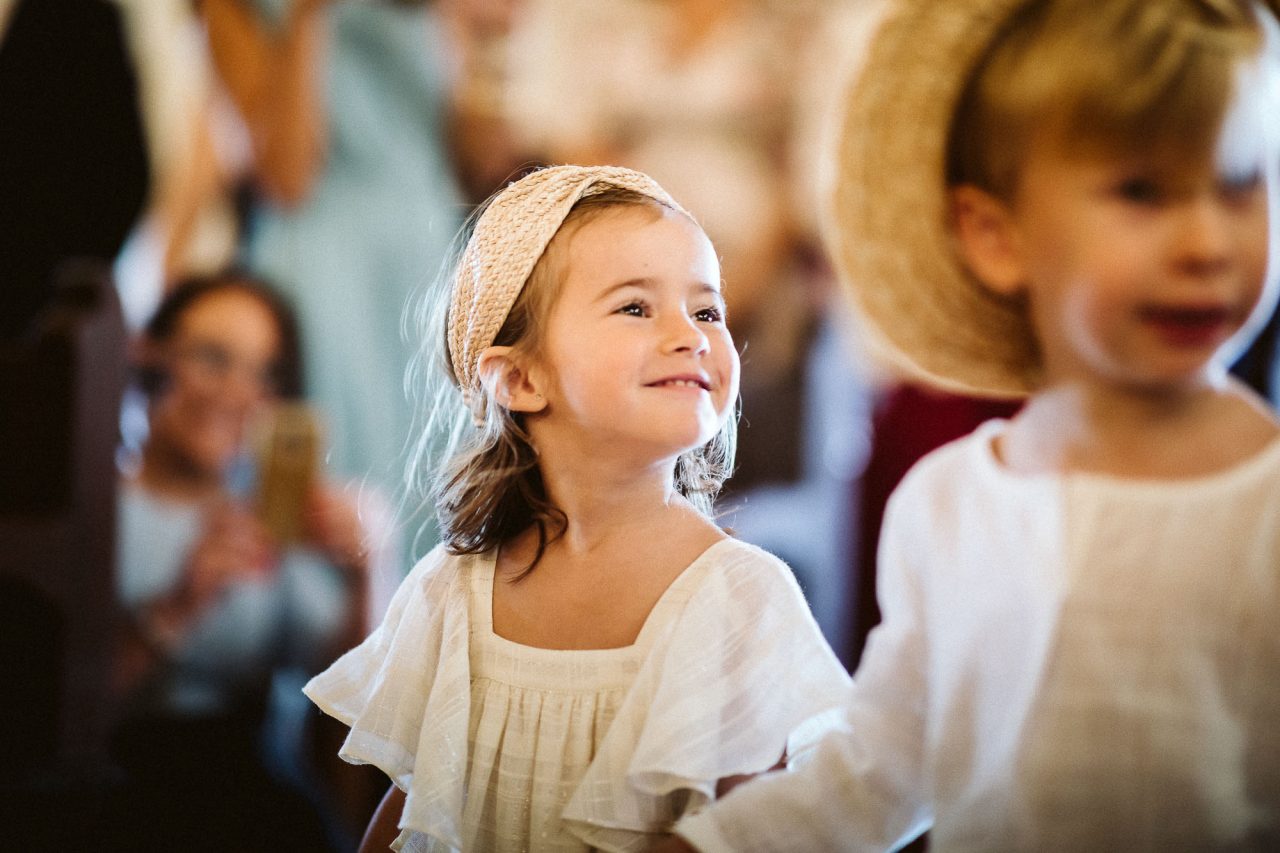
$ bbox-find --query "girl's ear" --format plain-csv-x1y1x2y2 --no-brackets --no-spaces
476,346,547,414
949,184,1027,297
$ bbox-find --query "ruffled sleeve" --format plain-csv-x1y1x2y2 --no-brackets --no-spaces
302,545,473,849
561,539,852,851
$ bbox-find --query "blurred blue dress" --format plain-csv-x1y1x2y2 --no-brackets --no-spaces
247,0,464,499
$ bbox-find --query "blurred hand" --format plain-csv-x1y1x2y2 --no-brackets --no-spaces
304,482,369,573
296,0,335,15
183,502,279,609
446,0,520,33
124,501,277,672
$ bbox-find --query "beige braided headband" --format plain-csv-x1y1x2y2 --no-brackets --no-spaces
448,164,689,413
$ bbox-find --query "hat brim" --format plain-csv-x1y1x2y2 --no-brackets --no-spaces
826,0,1039,398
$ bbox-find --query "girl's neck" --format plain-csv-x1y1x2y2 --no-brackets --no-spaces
136,439,223,504
537,454,688,554
491,447,723,649
1000,374,1280,479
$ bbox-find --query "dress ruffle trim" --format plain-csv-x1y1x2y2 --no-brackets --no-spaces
305,540,851,853
304,546,473,850
560,540,851,851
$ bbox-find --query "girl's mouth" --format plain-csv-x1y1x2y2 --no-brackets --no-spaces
647,376,711,391
1138,305,1234,348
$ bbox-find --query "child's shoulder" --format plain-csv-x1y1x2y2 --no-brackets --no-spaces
699,535,794,578
676,536,812,612
399,543,478,602
893,417,1009,499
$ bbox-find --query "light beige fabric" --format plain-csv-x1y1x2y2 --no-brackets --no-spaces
677,420,1280,851
304,538,849,852
827,0,1038,398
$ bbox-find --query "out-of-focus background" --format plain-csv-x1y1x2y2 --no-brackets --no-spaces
2,0,1276,848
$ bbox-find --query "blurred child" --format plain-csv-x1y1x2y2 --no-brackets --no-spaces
658,0,1280,849
303,165,849,852
113,271,370,849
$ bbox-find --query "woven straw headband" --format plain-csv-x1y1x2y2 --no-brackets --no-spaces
448,165,689,416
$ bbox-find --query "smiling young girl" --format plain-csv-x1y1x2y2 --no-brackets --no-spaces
303,165,849,852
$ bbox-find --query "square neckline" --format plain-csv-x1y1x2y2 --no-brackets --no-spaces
478,536,736,658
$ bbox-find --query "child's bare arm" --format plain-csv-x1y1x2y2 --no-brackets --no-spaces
359,784,406,853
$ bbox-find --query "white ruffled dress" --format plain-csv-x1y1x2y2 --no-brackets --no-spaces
303,537,850,852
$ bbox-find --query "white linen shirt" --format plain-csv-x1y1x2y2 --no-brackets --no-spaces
676,420,1280,851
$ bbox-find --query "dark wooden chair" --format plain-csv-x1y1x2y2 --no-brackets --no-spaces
0,263,126,841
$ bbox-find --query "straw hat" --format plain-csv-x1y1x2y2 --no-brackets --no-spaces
827,0,1039,398
448,164,688,415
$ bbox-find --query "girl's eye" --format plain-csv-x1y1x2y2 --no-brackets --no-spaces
1115,177,1164,206
1220,170,1262,201
693,306,724,323
616,301,647,317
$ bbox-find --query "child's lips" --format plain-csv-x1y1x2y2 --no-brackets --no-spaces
1138,305,1235,347
646,374,712,391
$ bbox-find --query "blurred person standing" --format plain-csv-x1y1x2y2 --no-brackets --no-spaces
111,0,252,329
0,0,149,339
203,0,510,560
110,272,371,850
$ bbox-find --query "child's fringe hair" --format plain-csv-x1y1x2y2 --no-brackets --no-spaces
948,0,1278,200
402,186,738,578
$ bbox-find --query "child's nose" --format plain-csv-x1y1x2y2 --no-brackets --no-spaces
1173,196,1235,278
661,312,710,355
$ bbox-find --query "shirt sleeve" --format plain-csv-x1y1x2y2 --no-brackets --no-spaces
673,486,934,851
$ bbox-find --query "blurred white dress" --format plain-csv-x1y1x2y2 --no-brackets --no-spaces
304,538,850,852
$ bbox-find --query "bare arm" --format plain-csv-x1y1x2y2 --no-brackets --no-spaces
202,0,329,206
359,783,406,853
159,95,238,288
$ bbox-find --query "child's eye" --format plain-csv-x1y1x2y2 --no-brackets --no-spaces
1115,177,1165,205
616,301,648,318
1219,170,1262,200
693,306,724,323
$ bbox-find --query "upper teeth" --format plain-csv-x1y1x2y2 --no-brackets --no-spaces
661,379,703,388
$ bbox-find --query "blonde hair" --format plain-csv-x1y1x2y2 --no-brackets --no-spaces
408,186,737,577
948,0,1273,199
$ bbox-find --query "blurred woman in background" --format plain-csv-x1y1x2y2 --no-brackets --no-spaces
111,271,371,850
201,0,518,521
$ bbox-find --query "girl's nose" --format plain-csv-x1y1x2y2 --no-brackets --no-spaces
662,312,710,355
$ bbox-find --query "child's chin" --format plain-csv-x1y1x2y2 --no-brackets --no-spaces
684,428,724,455
1118,363,1221,394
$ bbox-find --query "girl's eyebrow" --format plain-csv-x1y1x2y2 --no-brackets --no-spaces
695,282,726,301
593,277,656,303
592,278,723,304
